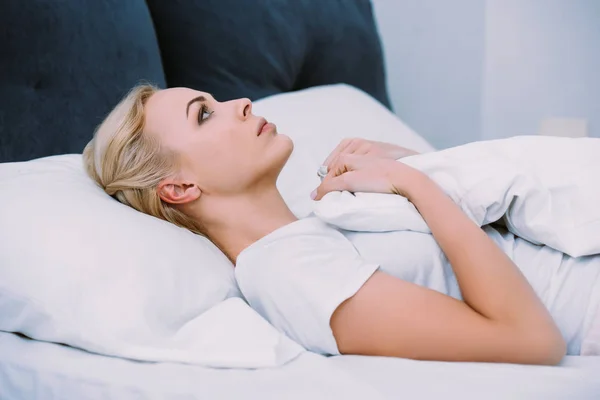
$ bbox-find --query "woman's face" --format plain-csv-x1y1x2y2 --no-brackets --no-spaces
144,88,293,198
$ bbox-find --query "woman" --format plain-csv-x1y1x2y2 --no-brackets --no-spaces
84,84,599,365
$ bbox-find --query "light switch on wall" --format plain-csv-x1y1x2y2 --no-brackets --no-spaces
538,118,588,138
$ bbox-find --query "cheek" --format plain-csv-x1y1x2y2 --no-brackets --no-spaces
193,141,254,188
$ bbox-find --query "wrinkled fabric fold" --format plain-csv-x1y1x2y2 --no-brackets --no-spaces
315,136,600,258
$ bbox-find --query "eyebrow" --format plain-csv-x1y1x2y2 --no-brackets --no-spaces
185,95,206,118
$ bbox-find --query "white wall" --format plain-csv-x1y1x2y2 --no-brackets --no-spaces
482,0,600,140
372,0,600,149
372,0,486,149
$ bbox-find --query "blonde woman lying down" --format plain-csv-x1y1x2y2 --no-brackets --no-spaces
83,85,600,365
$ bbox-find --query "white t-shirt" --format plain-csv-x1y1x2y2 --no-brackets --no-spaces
235,217,600,356
235,217,379,356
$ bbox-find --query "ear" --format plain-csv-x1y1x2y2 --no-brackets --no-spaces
157,179,202,205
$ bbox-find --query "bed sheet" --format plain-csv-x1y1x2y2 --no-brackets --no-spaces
331,355,600,399
1,331,599,399
0,332,383,400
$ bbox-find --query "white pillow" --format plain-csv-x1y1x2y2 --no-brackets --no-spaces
0,84,432,367
0,154,302,367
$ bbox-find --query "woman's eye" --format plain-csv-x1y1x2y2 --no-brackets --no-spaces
198,105,213,125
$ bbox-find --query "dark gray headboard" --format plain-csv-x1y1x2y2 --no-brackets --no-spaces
0,0,390,163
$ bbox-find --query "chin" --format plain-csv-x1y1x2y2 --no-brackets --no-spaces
270,133,293,157
279,136,294,163
279,134,294,152
263,136,293,179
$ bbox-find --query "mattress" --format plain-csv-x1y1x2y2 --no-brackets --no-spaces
1,331,598,399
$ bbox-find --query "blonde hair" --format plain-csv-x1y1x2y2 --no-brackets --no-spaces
83,84,205,235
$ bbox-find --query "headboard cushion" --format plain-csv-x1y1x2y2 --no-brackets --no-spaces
146,0,390,106
0,0,166,162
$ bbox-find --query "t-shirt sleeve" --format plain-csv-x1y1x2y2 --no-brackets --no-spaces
235,218,379,356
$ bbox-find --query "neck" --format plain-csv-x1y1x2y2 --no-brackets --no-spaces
190,185,298,264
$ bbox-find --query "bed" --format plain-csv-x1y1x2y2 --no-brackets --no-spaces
1,1,599,399
2,331,599,399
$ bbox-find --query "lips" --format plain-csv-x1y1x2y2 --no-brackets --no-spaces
257,118,275,136
257,118,267,136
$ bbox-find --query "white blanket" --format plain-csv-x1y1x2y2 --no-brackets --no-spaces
314,136,600,355
315,136,600,258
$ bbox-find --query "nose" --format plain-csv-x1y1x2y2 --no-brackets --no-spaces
236,97,252,120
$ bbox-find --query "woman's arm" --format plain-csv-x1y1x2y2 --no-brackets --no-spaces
316,156,566,365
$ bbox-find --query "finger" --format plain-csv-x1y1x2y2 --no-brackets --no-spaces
328,153,377,181
324,137,365,167
314,172,354,201
327,153,356,179
323,139,352,167
328,141,371,171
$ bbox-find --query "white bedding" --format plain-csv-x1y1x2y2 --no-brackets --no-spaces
0,332,381,400
1,331,598,399
331,355,600,399
315,135,600,257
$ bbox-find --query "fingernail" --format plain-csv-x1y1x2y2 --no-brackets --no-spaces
310,189,317,200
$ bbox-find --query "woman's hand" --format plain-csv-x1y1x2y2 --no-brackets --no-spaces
311,154,427,200
322,138,419,169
